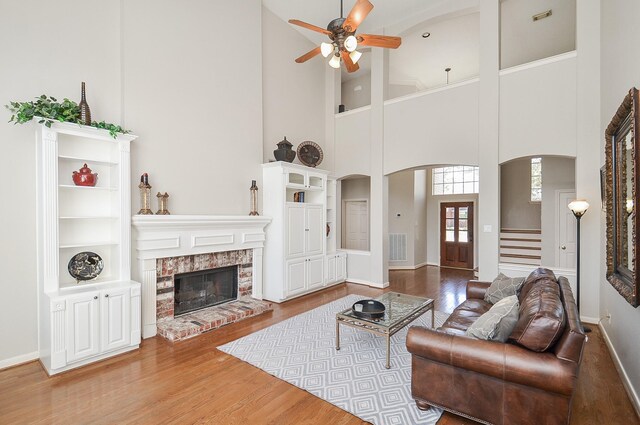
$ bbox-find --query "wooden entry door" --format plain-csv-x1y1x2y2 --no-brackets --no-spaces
440,202,474,269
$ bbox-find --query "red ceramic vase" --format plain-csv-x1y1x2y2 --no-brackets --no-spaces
72,163,98,187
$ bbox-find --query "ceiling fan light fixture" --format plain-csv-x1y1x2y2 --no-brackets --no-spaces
328,54,341,69
344,35,358,52
320,42,334,57
349,50,362,64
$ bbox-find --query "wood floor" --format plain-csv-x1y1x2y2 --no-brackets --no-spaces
1,266,638,424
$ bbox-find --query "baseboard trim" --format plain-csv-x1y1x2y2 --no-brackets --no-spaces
389,262,428,271
0,351,39,371
581,315,600,325
347,279,389,288
598,322,640,418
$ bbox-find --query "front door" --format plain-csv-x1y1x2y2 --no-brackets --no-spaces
440,202,474,269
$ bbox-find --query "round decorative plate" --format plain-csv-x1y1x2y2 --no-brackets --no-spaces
68,251,104,281
297,141,323,168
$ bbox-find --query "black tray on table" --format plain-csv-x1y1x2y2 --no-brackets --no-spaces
351,299,386,319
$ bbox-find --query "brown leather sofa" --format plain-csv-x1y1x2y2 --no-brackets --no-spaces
406,268,586,425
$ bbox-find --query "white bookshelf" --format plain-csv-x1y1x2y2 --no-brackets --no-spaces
36,121,141,375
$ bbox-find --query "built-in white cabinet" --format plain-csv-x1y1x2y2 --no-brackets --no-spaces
262,162,347,302
326,252,347,285
36,121,141,375
66,292,100,363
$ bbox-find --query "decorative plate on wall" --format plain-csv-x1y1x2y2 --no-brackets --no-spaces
68,251,104,282
297,141,323,168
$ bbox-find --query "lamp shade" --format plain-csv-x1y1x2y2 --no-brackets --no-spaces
328,54,341,69
320,42,334,58
344,35,358,52
349,50,362,64
568,200,589,217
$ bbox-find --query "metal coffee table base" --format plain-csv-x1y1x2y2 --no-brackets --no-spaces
335,303,434,369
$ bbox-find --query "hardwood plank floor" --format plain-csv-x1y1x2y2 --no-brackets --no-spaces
0,266,637,424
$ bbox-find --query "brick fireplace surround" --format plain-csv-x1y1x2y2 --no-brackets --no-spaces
132,215,272,342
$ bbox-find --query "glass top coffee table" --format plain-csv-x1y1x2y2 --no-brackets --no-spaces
336,292,434,369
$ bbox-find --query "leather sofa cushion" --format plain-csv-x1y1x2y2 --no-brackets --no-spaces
519,267,557,302
439,299,491,334
509,278,566,352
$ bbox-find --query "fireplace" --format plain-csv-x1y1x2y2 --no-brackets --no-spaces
174,266,238,316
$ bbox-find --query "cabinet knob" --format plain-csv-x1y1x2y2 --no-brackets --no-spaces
93,296,98,300
105,294,109,298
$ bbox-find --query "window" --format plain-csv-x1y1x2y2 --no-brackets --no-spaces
432,166,479,195
531,157,542,202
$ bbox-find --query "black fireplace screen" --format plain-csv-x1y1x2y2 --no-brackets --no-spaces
174,265,238,316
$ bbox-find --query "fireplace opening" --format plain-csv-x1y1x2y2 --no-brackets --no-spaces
174,265,238,316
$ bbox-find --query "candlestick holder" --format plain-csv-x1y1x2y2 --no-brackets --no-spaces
156,192,170,215
249,180,259,216
138,182,153,215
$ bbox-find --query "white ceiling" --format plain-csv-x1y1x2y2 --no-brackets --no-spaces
263,0,577,88
262,0,452,45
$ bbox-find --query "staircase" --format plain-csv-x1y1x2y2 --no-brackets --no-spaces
499,229,542,266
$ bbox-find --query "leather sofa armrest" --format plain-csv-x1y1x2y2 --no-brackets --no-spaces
466,280,491,299
407,326,578,396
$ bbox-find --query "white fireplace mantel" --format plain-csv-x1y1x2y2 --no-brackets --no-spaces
132,215,271,338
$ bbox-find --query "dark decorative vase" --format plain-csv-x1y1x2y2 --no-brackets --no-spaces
79,82,91,125
273,136,296,162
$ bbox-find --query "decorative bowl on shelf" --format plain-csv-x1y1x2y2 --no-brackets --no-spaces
68,251,104,282
72,163,98,187
352,299,386,319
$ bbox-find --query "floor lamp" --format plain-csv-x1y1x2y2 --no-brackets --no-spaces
568,199,590,332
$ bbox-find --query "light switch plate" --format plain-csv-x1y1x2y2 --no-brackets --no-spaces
483,225,492,233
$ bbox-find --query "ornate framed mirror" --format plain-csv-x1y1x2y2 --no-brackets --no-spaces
605,87,640,307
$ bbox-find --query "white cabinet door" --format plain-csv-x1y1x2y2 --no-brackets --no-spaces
286,259,306,296
101,288,131,352
336,254,347,282
305,205,324,256
286,205,306,258
66,292,100,363
307,256,324,290
326,255,337,284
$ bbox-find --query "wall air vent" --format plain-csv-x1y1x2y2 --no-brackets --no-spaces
532,10,552,22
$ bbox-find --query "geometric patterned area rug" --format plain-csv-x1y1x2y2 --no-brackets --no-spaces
218,294,449,425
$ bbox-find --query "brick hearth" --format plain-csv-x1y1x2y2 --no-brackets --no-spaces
157,297,272,342
155,249,272,342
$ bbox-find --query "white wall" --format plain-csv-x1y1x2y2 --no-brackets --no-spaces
500,158,541,230
123,0,263,216
499,54,577,163
334,109,372,178
341,72,372,111
262,7,326,165
540,157,575,266
414,170,428,266
500,0,576,69
388,170,416,268
383,80,480,174
0,0,122,366
600,0,640,412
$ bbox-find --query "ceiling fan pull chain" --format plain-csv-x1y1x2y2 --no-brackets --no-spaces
340,0,343,18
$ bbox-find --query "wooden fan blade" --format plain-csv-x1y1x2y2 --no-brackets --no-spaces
288,19,331,35
357,34,402,49
295,46,322,63
341,51,360,73
343,0,374,32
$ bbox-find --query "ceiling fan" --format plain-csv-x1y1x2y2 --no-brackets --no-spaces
289,0,402,73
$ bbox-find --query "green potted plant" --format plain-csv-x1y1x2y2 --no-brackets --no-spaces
6,94,129,138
